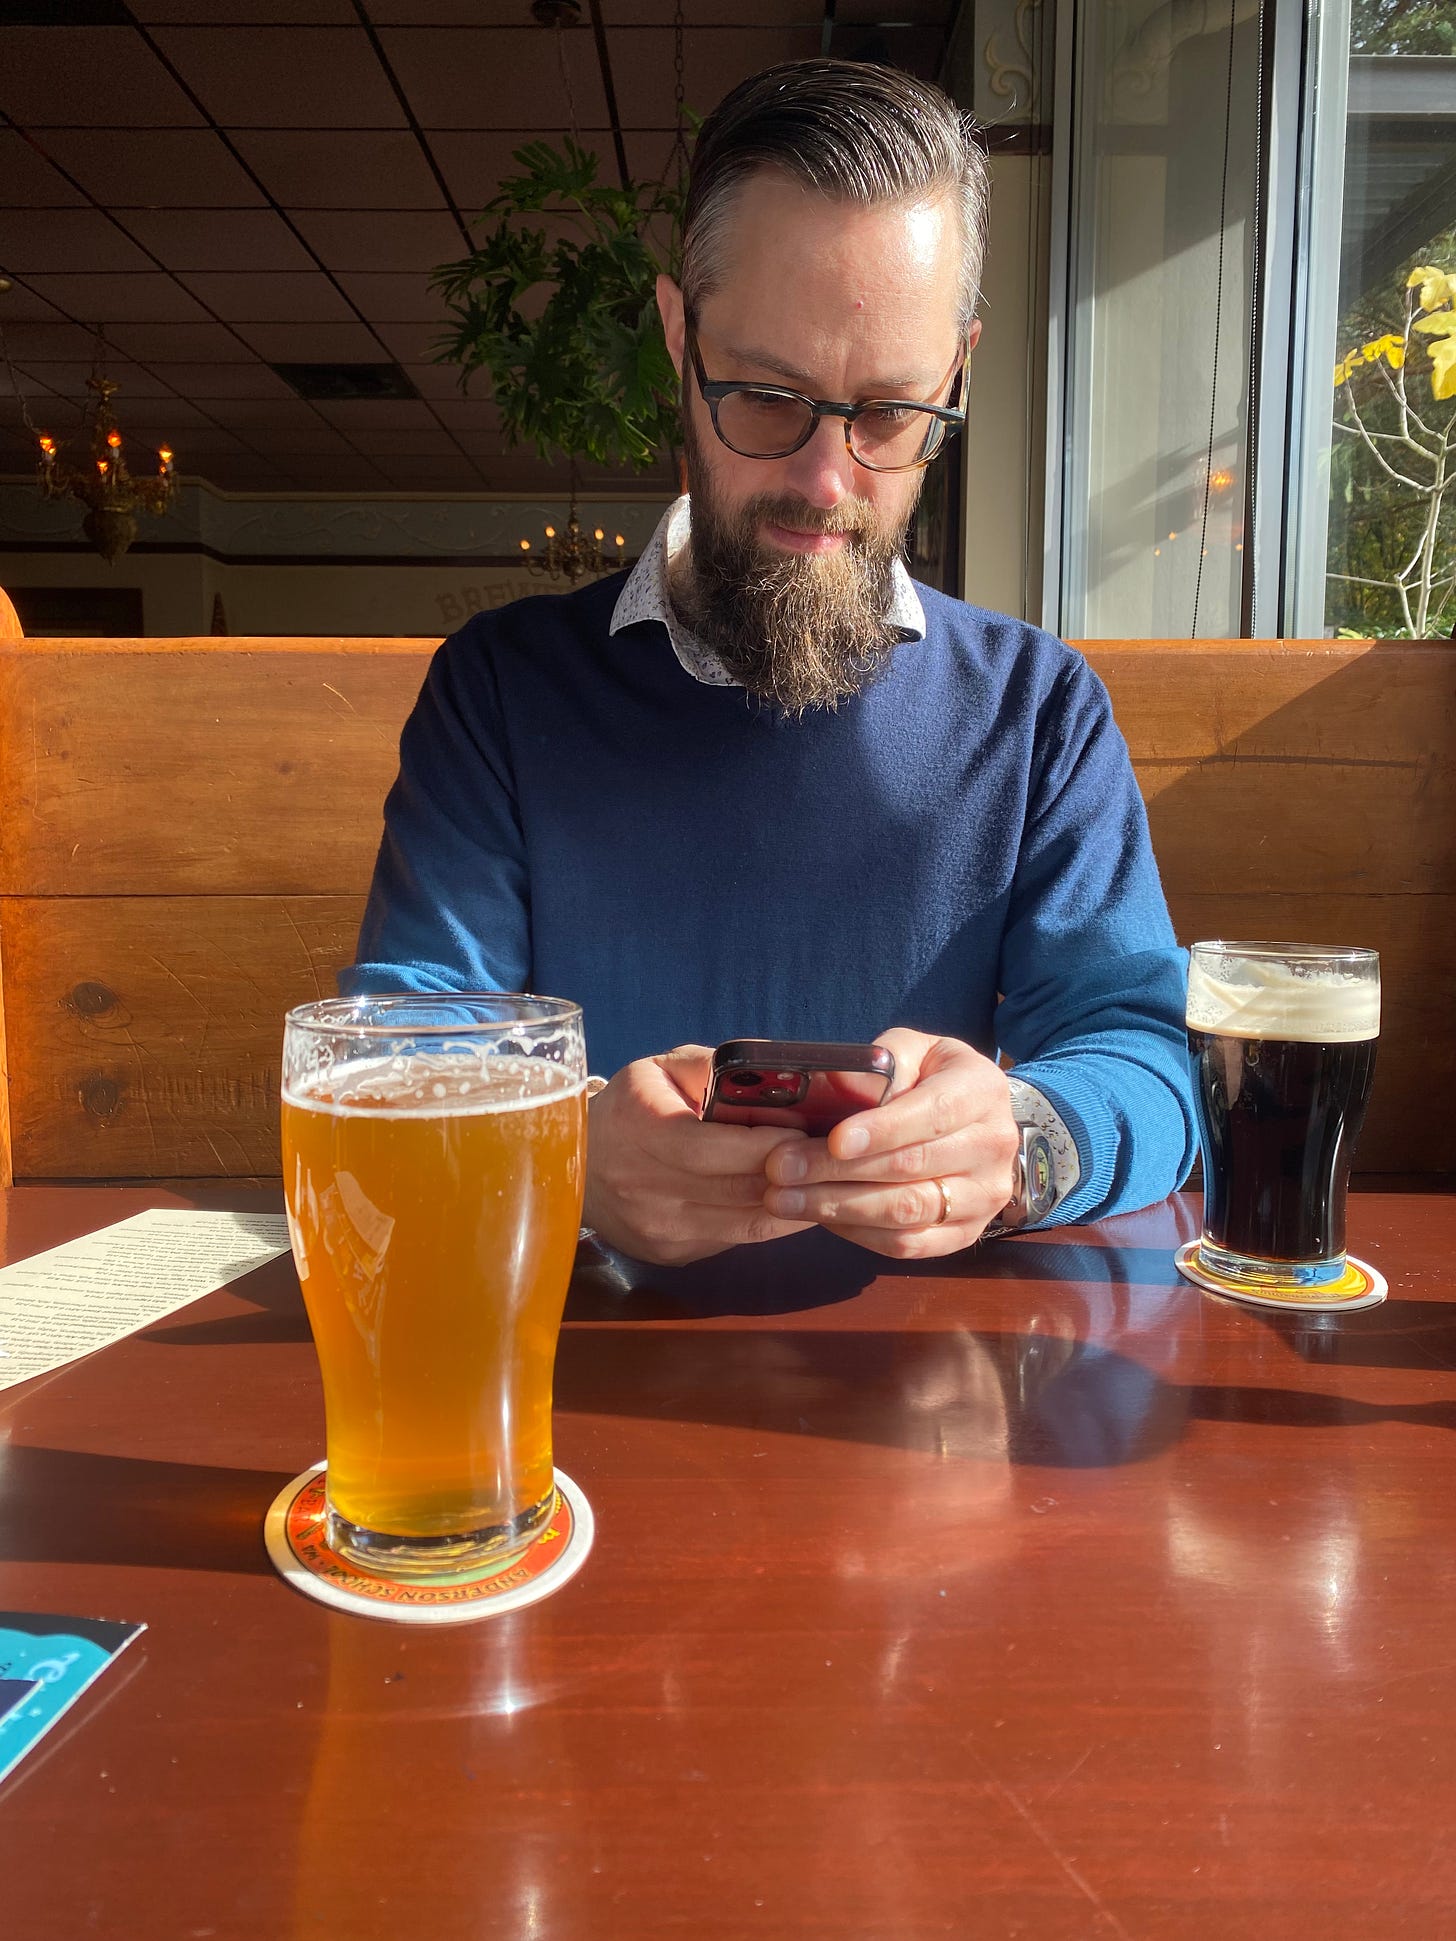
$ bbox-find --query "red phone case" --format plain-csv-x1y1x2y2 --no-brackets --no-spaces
701,1039,895,1135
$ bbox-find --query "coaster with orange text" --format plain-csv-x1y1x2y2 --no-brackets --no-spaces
264,1464,593,1623
1175,1240,1386,1313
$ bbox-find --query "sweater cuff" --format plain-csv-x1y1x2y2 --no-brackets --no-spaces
1001,1064,1124,1226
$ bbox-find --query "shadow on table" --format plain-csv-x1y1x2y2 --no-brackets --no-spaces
145,1252,311,1348
0,1444,293,1575
564,1214,1202,1324
142,1212,1204,1350
1251,1301,1456,1375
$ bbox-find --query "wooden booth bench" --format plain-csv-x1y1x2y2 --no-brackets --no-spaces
0,629,1451,1191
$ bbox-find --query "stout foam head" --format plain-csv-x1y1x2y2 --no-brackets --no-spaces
1186,945,1379,1044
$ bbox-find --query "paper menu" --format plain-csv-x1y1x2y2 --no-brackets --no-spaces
0,1614,146,1787
0,1208,291,1392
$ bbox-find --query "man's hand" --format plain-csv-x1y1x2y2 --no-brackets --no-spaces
583,1045,814,1266
761,1028,1020,1258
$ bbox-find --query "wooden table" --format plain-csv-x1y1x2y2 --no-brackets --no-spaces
3,1185,1455,1938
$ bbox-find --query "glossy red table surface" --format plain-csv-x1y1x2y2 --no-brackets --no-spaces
2,1185,1455,1938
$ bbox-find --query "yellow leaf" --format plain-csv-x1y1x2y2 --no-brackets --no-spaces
1428,338,1456,401
1413,313,1456,400
1408,265,1456,312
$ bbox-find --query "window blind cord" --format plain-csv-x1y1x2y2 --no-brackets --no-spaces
1243,0,1268,636
1192,0,1240,640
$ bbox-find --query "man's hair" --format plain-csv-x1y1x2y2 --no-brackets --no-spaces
681,59,990,338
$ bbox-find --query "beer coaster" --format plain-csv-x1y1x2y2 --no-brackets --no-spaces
1174,1241,1387,1313
264,1464,593,1624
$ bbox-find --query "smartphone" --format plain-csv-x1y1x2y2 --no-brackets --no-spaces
701,1038,895,1135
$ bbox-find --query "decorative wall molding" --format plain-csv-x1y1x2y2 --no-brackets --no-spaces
0,478,672,563
984,0,1046,121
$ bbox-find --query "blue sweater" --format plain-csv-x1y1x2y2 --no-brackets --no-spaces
342,573,1198,1224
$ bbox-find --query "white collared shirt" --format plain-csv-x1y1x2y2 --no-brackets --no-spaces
608,494,926,685
605,493,1081,1220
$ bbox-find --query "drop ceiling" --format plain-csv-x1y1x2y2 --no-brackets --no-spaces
0,1,954,497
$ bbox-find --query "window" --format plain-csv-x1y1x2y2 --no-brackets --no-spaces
1323,1,1456,638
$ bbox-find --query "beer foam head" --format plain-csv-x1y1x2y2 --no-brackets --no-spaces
284,1051,585,1117
1186,947,1379,1043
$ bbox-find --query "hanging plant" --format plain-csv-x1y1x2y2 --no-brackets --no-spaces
429,138,685,473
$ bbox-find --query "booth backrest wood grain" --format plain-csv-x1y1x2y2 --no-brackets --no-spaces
0,634,1450,1187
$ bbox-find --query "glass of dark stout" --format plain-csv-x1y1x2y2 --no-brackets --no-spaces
1186,943,1380,1289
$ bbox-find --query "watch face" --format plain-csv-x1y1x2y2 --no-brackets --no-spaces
1025,1131,1056,1218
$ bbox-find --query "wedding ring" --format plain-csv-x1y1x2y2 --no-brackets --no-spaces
930,1176,951,1226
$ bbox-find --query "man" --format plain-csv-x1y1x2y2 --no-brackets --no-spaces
342,59,1198,1265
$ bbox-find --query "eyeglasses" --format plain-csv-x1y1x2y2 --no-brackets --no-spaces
687,331,966,473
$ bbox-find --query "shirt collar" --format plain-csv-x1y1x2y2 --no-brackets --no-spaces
608,494,926,688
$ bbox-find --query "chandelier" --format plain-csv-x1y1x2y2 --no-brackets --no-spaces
36,364,176,565
518,489,626,584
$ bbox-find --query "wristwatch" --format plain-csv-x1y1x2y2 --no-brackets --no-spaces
988,1123,1057,1234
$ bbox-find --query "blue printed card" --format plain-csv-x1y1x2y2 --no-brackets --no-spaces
0,1614,145,1787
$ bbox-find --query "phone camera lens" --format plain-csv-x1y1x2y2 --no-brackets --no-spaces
730,1070,762,1089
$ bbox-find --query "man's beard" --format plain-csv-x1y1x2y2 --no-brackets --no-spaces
673,407,922,716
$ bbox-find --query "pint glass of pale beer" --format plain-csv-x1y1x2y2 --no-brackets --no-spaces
281,994,587,1575
1186,943,1379,1287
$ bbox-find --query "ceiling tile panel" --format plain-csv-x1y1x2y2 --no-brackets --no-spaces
114,209,316,272
376,456,486,488
152,25,408,130
39,129,267,208
474,452,581,491
368,320,445,363
24,272,211,323
331,426,463,456
239,425,367,455
228,130,445,209
0,365,64,400
133,0,358,19
367,0,568,19
233,321,385,360
108,321,255,360
198,398,336,431
105,398,218,430
400,361,485,399
0,210,157,275
582,1,831,20
609,26,821,125
18,360,181,401
377,28,608,131
174,271,357,323
159,429,247,455
313,398,439,431
0,321,114,360
194,459,298,487
0,280,67,323
0,26,206,129
331,272,448,322
287,209,466,273
426,397,502,430
0,131,88,207
275,455,395,488
146,361,298,399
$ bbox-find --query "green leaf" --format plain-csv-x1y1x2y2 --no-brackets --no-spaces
428,135,686,471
